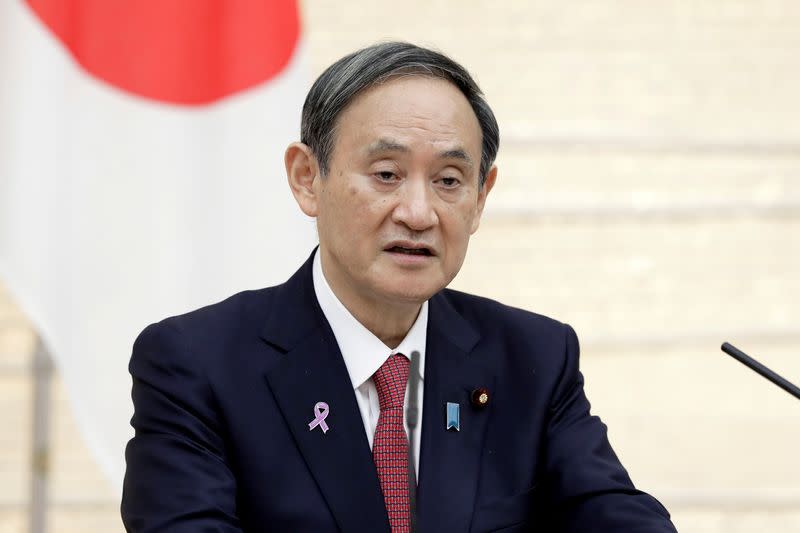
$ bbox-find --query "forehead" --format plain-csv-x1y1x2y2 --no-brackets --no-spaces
332,76,483,158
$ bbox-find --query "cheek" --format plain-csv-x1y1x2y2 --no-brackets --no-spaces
438,212,477,273
342,199,380,239
461,202,481,234
443,203,478,236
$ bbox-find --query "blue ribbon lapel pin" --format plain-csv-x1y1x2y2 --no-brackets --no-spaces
445,401,460,432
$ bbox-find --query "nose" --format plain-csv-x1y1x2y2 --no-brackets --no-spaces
391,176,438,231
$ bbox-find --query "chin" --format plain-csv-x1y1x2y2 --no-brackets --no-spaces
379,280,444,304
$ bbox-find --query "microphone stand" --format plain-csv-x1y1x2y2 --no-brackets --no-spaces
721,342,800,400
406,350,421,533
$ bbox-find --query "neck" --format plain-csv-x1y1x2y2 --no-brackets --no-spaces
319,252,421,349
352,300,420,349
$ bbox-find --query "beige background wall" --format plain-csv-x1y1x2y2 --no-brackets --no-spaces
2,1,799,531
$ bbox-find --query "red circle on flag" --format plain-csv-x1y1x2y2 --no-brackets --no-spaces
26,0,301,105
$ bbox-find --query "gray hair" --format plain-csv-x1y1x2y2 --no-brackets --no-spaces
300,42,499,187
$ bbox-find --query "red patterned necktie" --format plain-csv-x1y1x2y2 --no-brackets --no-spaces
372,353,411,532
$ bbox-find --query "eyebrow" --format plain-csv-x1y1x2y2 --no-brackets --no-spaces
438,148,474,169
366,138,475,168
366,139,409,155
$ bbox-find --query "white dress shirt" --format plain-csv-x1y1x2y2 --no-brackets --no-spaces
312,250,427,477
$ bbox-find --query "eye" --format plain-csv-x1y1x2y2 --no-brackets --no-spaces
375,170,399,182
438,176,461,188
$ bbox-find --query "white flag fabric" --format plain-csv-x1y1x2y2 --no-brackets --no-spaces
0,0,315,488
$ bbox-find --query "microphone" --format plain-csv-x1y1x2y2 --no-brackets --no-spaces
406,350,421,532
407,350,421,432
721,342,800,400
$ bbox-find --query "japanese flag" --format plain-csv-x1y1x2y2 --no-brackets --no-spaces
0,0,315,486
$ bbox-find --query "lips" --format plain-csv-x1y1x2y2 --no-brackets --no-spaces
387,246,431,256
384,241,435,256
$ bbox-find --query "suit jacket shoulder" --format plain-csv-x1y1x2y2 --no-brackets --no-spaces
441,287,567,333
437,287,577,398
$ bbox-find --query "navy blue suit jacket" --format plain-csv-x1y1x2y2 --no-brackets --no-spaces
122,252,677,532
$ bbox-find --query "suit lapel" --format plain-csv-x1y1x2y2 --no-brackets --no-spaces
259,253,494,533
261,252,390,532
417,292,495,533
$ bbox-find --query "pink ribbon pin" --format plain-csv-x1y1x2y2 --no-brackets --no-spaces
308,401,330,434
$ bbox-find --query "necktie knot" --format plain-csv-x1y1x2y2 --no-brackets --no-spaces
373,353,409,411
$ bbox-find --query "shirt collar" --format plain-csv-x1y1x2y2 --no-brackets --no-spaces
312,248,427,390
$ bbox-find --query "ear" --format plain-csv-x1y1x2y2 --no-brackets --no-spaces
285,142,321,217
470,164,497,234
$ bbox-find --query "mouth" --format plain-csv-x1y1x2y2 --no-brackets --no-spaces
384,242,435,257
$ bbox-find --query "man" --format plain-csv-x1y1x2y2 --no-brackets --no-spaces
122,42,677,532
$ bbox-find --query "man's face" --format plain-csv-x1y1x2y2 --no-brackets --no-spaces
311,76,495,309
